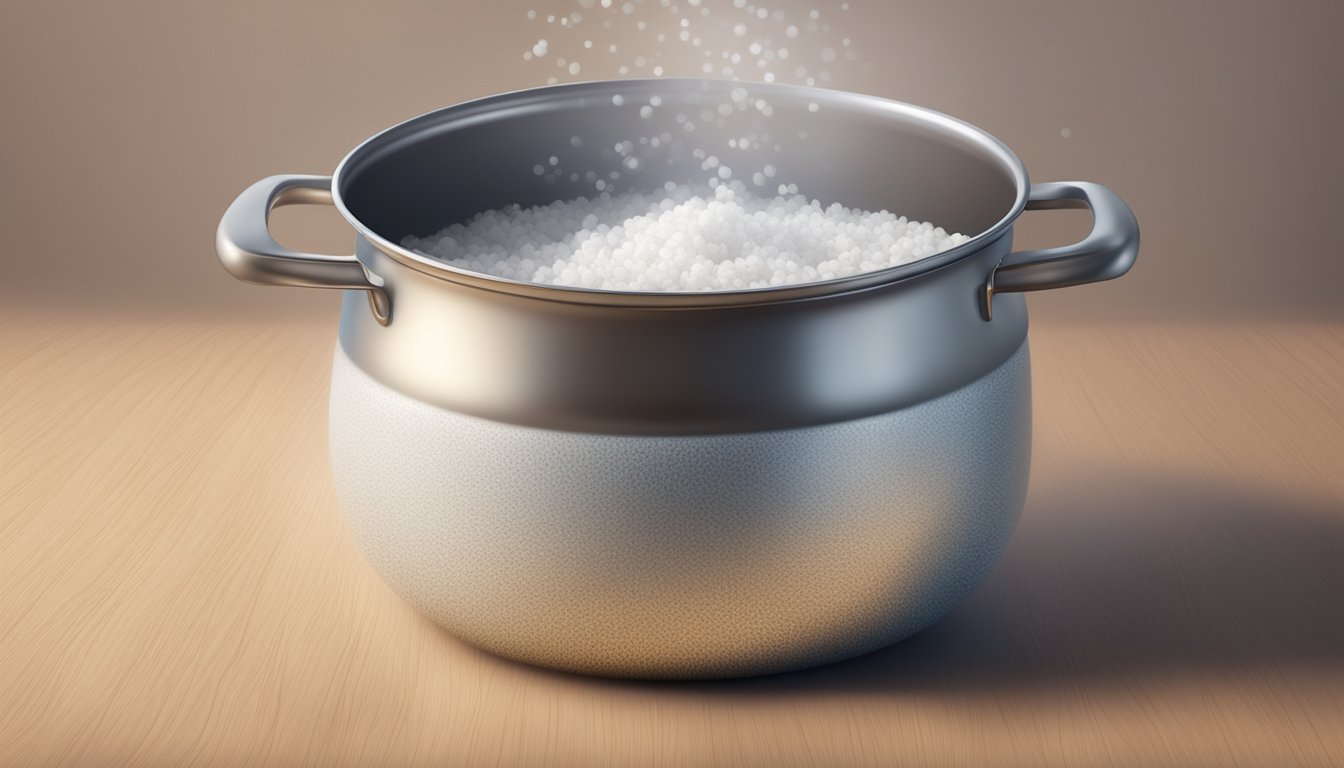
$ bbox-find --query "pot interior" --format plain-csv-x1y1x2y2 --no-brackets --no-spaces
337,79,1024,256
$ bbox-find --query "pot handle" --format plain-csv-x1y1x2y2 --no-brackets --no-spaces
216,175,391,325
982,181,1139,320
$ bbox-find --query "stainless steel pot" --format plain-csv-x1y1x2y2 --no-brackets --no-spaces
217,79,1138,679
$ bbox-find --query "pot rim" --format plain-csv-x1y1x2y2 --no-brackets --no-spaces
330,78,1030,309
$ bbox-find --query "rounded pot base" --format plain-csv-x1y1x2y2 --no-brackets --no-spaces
329,340,1031,679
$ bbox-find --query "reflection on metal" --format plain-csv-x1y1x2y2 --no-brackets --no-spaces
983,181,1140,320
216,175,390,325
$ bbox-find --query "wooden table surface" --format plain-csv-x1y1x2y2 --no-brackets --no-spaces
2,313,1342,767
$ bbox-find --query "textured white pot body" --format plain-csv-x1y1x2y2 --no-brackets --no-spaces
329,340,1031,679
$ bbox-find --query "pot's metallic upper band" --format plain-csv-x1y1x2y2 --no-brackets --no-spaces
216,79,1138,435
337,234,1030,435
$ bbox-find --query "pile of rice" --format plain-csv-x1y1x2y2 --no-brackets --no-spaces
403,182,969,291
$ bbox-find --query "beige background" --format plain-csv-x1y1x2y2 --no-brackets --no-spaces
1,0,1340,321
2,2,1343,766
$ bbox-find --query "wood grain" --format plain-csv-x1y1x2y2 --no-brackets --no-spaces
2,313,1342,767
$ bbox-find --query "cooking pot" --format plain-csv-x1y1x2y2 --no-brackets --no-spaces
217,79,1138,679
